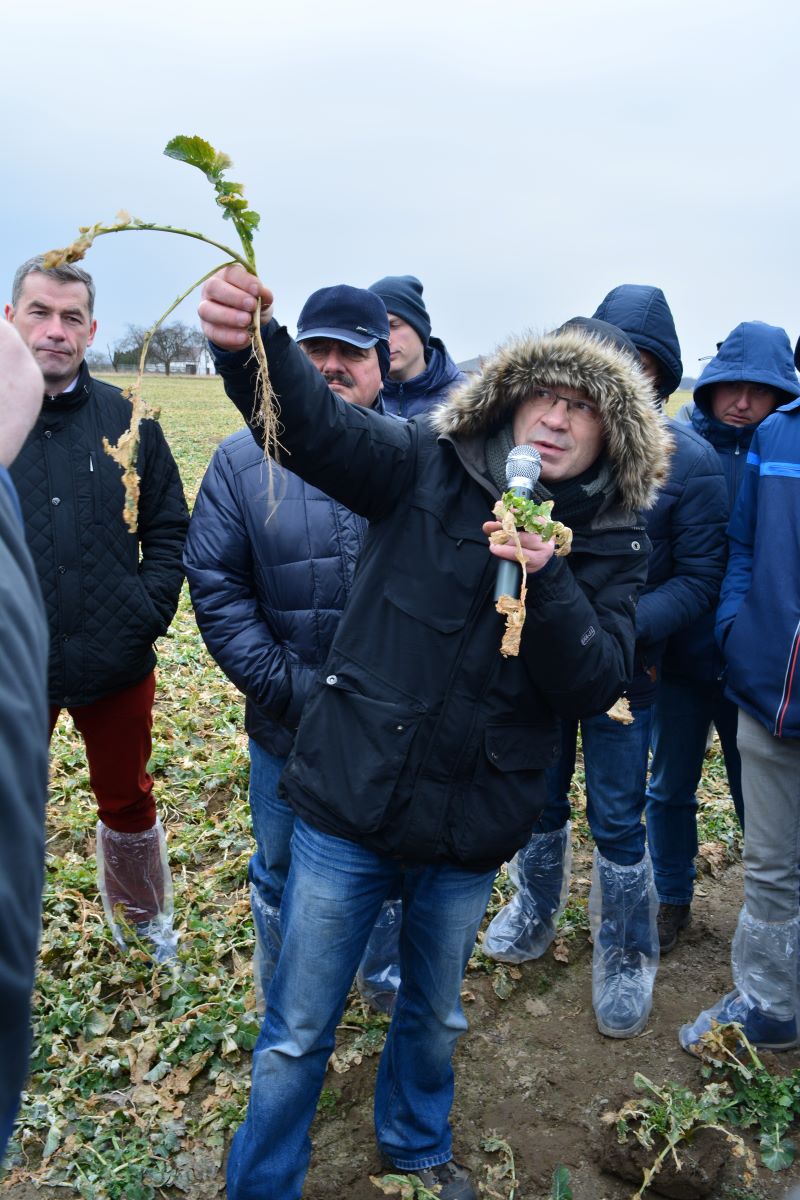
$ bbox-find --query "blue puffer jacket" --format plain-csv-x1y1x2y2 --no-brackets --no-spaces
663,321,800,682
717,398,800,738
183,429,366,757
381,337,465,418
591,285,726,705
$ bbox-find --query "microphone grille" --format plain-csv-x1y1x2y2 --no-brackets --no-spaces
506,444,542,487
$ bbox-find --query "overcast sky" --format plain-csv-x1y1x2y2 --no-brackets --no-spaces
4,0,798,378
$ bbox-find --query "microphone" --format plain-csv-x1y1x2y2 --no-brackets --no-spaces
494,444,542,602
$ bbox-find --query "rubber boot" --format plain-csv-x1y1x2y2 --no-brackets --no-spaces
356,898,401,1014
589,847,659,1038
96,817,178,962
483,824,572,962
250,882,282,1018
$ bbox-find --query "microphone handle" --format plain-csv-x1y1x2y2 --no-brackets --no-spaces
494,558,520,603
493,483,532,603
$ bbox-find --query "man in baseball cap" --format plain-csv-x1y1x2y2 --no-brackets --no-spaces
185,283,400,1023
295,284,391,408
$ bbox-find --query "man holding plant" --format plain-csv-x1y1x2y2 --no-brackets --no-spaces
5,256,189,963
198,266,671,1200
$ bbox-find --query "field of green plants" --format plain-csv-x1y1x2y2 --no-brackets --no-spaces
3,376,796,1200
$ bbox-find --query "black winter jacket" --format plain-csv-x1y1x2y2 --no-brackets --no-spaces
213,323,671,871
10,363,189,706
183,427,366,757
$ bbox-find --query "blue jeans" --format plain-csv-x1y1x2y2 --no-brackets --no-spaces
534,710,653,865
646,676,743,905
247,742,292,1005
226,818,496,1200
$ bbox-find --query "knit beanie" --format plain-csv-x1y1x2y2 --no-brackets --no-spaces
369,275,432,347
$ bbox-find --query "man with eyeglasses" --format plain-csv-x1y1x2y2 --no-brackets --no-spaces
486,289,728,1042
197,270,671,1200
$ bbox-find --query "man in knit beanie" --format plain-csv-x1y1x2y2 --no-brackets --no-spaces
368,274,465,418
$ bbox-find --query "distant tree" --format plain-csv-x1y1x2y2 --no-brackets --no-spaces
146,322,204,376
111,325,146,372
86,349,112,371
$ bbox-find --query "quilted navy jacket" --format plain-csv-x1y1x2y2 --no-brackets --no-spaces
9,362,189,706
183,427,367,757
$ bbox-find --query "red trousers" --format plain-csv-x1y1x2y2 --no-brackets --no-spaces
49,671,157,833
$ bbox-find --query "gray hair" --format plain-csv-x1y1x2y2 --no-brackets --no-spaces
12,255,96,316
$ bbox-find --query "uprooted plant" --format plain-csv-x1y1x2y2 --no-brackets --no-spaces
42,135,279,531
608,1018,800,1199
608,1070,756,1199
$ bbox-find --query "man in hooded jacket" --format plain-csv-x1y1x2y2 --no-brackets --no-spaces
198,263,671,1200
484,286,728,1035
680,331,800,1055
646,321,800,952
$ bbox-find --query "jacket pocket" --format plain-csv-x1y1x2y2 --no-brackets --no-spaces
452,724,561,861
288,660,426,833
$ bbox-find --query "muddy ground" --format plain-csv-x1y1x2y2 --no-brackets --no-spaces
5,853,800,1200
303,853,800,1200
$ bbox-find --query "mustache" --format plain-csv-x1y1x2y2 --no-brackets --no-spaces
323,370,356,389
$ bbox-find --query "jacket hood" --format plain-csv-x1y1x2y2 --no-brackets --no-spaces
795,334,800,372
593,285,683,397
694,321,800,415
432,326,673,511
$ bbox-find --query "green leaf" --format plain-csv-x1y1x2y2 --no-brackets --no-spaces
761,1131,795,1171
551,1164,573,1199
163,135,232,181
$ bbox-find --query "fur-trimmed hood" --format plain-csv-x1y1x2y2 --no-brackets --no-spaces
432,327,673,511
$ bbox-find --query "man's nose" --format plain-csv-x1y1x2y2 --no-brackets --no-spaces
321,347,346,373
43,316,67,341
542,397,570,428
734,388,751,408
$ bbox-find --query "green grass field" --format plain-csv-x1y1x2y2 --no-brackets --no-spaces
1,376,737,1199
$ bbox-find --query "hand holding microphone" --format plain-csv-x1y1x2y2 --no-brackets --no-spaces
488,444,548,601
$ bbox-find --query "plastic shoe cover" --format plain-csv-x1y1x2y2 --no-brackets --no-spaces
732,906,800,1027
589,848,659,1038
679,988,752,1054
356,899,401,1014
250,883,281,1018
483,824,572,963
96,818,177,961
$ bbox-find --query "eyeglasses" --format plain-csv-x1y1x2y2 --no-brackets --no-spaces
526,386,601,423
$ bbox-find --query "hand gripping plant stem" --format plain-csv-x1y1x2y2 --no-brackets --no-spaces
42,135,279,531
